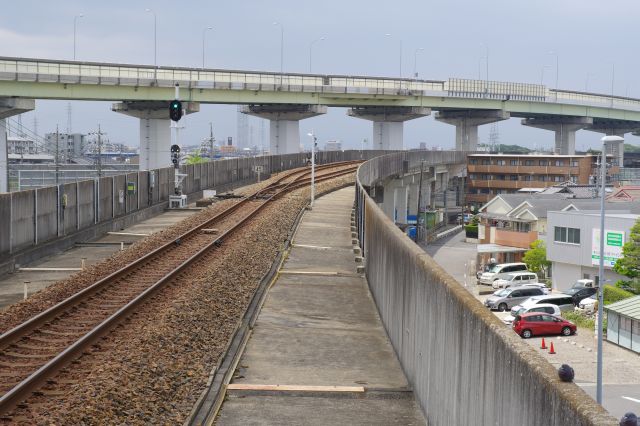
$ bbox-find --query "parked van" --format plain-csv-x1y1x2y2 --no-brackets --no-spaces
510,294,575,316
479,263,528,286
484,285,545,312
492,272,539,289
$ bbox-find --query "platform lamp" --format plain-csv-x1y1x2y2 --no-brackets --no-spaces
596,135,624,405
307,131,317,208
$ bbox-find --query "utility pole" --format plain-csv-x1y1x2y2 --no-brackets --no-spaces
55,125,60,185
89,125,105,178
415,161,425,242
209,122,215,159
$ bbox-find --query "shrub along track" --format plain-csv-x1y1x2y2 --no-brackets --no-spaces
0,166,356,424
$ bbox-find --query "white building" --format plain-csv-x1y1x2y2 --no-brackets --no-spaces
7,137,37,155
324,140,342,151
44,132,86,160
546,210,638,291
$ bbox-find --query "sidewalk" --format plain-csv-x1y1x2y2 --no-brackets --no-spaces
216,187,425,425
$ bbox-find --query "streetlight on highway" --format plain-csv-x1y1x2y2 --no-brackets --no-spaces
480,43,489,96
413,47,424,78
202,26,213,68
73,14,84,61
273,22,284,85
145,8,157,67
385,34,403,78
596,135,624,405
585,72,596,92
548,51,559,100
309,36,325,73
540,65,552,85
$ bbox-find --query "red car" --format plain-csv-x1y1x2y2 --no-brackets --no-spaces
512,312,577,339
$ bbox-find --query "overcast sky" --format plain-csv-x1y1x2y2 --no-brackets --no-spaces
2,0,640,151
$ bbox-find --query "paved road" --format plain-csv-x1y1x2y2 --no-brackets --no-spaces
421,230,640,420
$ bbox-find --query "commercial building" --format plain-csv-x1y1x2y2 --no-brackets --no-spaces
324,140,342,151
44,132,86,160
546,210,638,291
477,194,601,267
466,153,619,207
7,136,37,155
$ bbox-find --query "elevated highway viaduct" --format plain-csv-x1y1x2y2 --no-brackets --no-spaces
2,56,640,193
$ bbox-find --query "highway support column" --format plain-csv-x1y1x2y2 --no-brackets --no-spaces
112,101,200,170
521,116,593,155
585,120,640,166
242,104,327,155
435,110,509,151
0,98,35,193
347,106,430,150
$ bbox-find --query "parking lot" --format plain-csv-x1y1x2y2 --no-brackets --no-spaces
424,231,640,419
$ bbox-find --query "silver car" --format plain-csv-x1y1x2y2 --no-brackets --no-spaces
484,285,545,312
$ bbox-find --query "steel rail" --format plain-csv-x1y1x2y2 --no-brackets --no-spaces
0,162,358,415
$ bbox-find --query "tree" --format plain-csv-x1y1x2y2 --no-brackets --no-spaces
613,218,640,279
522,239,551,276
186,150,207,165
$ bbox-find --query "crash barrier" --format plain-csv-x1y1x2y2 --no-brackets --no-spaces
0,150,385,259
355,151,616,425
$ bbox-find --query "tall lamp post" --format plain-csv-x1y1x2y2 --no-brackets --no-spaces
413,47,424,78
145,8,157,67
480,43,489,96
549,51,559,100
596,135,624,405
273,22,284,86
202,26,213,68
73,14,84,60
384,33,403,78
307,131,317,207
309,36,325,73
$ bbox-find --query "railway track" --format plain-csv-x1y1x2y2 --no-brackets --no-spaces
0,161,359,416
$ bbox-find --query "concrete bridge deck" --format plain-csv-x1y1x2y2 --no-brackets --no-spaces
216,187,424,425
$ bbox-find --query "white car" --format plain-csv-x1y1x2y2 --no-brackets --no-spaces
503,303,562,324
575,295,597,314
492,272,539,289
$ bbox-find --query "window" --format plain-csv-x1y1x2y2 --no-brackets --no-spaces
510,175,518,181
496,160,506,166
496,174,506,181
539,175,547,182
554,226,580,244
470,159,478,165
510,160,519,166
554,160,564,166
571,161,579,167
539,160,548,166
524,160,534,166
523,175,533,181
481,159,491,165
553,176,563,182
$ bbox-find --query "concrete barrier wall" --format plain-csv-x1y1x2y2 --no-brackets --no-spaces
62,183,78,233
10,190,35,251
355,152,616,426
77,180,94,229
0,151,387,260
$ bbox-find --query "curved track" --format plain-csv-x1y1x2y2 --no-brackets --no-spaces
0,161,359,415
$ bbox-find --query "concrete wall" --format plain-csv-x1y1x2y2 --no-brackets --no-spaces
0,150,389,263
355,151,616,426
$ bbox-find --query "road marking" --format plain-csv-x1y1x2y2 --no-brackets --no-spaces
227,384,365,392
622,396,640,404
292,244,333,250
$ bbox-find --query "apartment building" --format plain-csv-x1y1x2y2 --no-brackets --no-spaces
466,153,619,206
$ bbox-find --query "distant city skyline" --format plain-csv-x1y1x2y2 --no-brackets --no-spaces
2,0,640,152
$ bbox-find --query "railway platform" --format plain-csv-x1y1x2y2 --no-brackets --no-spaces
216,187,425,425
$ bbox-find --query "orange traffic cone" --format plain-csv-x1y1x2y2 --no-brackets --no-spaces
540,338,547,350
549,342,556,355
